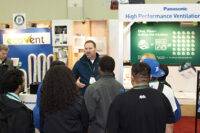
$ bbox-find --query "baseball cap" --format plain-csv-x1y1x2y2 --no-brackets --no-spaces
142,58,165,78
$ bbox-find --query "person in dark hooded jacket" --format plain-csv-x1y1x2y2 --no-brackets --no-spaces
72,40,100,95
0,68,34,133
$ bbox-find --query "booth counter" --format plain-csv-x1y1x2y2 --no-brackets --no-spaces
175,92,196,116
20,93,37,110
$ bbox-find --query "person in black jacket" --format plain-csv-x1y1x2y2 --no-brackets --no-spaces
40,65,89,133
0,68,35,133
107,62,175,133
0,44,14,93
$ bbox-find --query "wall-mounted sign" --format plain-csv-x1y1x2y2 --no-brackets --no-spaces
119,4,200,22
13,13,26,29
54,25,68,46
68,0,83,19
131,22,200,65
3,32,51,45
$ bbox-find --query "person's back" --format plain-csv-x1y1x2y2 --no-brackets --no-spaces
107,88,174,133
149,80,177,112
33,61,66,131
0,64,9,93
0,69,34,133
142,58,177,112
0,94,34,133
42,96,88,133
84,56,124,133
157,63,181,122
40,66,89,133
107,62,174,133
85,74,123,133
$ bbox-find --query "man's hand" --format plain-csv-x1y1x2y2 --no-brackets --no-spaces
76,77,86,88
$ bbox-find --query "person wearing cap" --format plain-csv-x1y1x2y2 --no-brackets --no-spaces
142,58,177,132
142,58,177,113
107,62,174,133
158,63,181,122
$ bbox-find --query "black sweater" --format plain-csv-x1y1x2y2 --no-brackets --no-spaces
41,96,89,133
0,94,35,133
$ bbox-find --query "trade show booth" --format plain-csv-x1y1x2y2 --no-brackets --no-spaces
119,4,200,119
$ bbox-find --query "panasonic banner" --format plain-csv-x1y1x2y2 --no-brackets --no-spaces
116,4,200,83
0,28,53,89
119,4,200,22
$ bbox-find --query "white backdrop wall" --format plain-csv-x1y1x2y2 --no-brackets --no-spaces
109,20,120,81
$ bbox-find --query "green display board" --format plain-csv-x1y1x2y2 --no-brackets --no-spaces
131,22,200,65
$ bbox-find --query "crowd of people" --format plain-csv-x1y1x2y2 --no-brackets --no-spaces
0,42,180,133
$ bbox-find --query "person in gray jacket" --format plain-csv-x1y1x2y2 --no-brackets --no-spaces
84,55,124,133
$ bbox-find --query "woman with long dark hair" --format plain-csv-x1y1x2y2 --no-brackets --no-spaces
40,65,89,133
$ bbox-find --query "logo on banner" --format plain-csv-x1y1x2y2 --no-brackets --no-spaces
3,32,51,45
138,40,149,50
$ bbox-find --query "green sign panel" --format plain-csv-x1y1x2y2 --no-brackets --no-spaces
131,22,200,65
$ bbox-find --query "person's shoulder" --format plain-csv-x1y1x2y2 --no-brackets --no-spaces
3,58,12,64
146,86,166,95
21,103,32,112
79,54,88,62
72,96,87,110
15,104,33,117
75,95,84,103
148,86,160,91
96,53,100,60
73,59,83,70
74,59,81,65
6,58,11,61
163,83,172,90
115,90,130,99
108,78,124,91
111,91,133,107
93,77,121,90
163,84,174,93
149,81,159,87
84,83,98,96
114,79,124,87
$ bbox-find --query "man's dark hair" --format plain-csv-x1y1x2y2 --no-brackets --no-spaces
40,66,80,113
99,56,115,73
84,40,96,48
131,62,151,83
158,63,169,81
50,60,65,68
1,68,24,93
